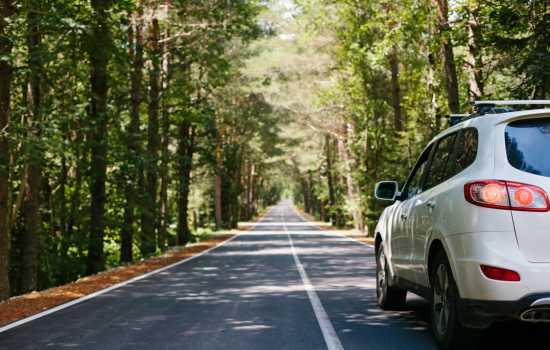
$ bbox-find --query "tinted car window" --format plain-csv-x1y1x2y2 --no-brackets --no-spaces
425,133,459,189
455,129,478,174
407,162,427,199
505,118,550,177
404,145,432,199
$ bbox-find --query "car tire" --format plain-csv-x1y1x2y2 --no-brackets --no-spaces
376,242,407,310
430,250,482,350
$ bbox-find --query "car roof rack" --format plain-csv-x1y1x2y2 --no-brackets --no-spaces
445,114,470,127
445,100,550,126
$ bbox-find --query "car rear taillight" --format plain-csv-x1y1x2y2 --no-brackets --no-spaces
480,265,520,282
464,180,510,209
506,182,549,211
464,180,549,211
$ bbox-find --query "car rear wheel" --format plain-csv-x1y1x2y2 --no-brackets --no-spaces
376,242,406,310
431,250,482,350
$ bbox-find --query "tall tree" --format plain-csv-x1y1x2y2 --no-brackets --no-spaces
434,0,460,113
177,120,195,246
0,0,12,301
142,3,160,255
467,7,483,99
121,4,144,263
158,0,170,251
86,0,111,275
386,1,403,132
21,9,42,293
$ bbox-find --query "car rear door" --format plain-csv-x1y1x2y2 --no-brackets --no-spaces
408,131,460,286
390,144,433,281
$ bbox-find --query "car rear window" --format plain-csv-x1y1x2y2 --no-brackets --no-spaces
505,117,550,177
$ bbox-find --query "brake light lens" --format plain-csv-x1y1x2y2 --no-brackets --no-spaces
480,265,520,282
481,184,506,204
465,180,509,209
464,180,549,211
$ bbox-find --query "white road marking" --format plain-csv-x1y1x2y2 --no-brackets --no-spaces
285,226,344,350
238,222,332,226
0,233,242,334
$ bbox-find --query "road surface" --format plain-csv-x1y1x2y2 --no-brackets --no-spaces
1,200,550,349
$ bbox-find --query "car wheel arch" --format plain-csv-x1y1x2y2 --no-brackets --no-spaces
427,239,446,287
375,233,383,258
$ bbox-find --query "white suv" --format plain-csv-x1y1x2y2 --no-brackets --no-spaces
374,101,550,349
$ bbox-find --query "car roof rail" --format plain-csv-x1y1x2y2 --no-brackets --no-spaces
446,100,550,126
445,114,470,127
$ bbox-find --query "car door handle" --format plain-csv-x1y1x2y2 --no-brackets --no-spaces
427,201,436,208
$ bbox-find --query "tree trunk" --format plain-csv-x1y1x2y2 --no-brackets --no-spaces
307,175,313,216
21,13,41,293
340,135,362,232
231,151,242,229
214,175,221,229
324,135,336,224
177,121,195,246
247,164,253,219
0,0,12,301
158,0,170,251
317,168,326,222
86,0,110,275
121,6,143,262
214,119,222,230
142,7,160,255
435,0,460,113
386,2,403,132
389,48,403,132
467,9,483,99
68,135,84,238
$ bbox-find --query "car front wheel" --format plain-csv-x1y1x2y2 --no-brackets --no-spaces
376,242,406,310
431,250,482,350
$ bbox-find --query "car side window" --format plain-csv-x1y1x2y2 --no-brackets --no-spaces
404,145,433,199
424,132,459,190
407,162,428,199
454,129,478,175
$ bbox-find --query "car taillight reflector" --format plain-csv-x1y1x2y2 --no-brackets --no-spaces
513,187,533,206
464,180,549,211
506,182,549,211
480,265,520,282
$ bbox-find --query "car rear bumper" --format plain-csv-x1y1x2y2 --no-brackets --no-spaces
458,293,550,328
446,231,550,301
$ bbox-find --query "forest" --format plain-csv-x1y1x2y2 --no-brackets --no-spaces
0,0,548,302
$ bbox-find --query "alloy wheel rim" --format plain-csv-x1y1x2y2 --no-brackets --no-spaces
433,264,450,335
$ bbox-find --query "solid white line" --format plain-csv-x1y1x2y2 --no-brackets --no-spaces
0,233,242,334
238,222,332,226
285,226,344,350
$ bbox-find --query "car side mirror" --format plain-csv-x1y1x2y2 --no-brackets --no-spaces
375,181,401,201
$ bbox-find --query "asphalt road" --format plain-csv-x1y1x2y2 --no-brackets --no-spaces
2,200,550,349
